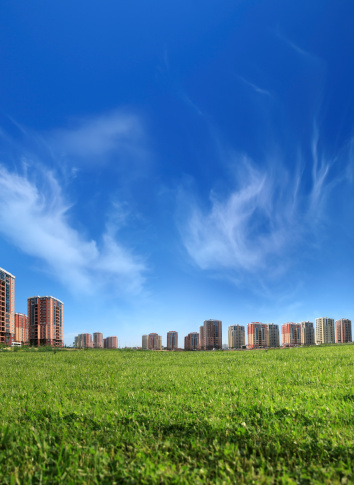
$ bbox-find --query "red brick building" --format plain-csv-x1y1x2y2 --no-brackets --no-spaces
281,323,301,347
93,332,103,348
28,296,63,347
104,336,118,348
15,312,28,345
200,319,222,350
335,319,352,343
0,267,15,345
247,322,268,349
184,332,199,350
167,331,178,350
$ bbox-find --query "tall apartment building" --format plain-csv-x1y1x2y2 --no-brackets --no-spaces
104,336,118,348
315,317,335,345
281,323,301,347
15,313,28,345
28,296,63,347
167,331,178,350
300,321,315,346
93,332,103,348
148,333,162,350
142,334,148,349
335,319,352,344
200,319,222,350
247,322,268,349
228,325,245,349
0,267,15,345
75,333,92,348
184,332,199,350
268,323,280,347
200,325,205,350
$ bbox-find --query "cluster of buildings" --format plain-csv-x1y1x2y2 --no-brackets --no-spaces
142,318,352,351
74,332,118,349
0,267,63,347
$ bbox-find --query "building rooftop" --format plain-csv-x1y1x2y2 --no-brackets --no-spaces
0,267,15,278
27,296,64,304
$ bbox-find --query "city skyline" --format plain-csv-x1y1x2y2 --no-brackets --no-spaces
1,2,354,346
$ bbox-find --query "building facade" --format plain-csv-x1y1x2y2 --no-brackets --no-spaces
199,325,205,350
268,323,280,347
15,313,28,345
75,333,92,348
200,319,222,350
167,331,178,350
300,321,315,346
281,323,301,347
315,317,335,345
335,319,352,344
142,334,148,349
184,332,199,350
247,322,268,349
228,325,245,349
93,332,103,348
148,333,162,350
28,296,63,347
0,267,15,345
104,336,118,348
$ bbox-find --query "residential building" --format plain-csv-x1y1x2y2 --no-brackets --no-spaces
104,336,118,348
300,321,315,346
28,296,63,347
0,267,15,345
167,331,178,350
142,334,148,349
200,319,222,350
315,318,335,345
281,323,301,347
75,333,92,348
148,333,162,350
247,322,268,349
268,323,280,347
335,319,352,344
200,325,205,350
93,332,103,348
15,313,28,345
184,332,199,350
228,325,245,349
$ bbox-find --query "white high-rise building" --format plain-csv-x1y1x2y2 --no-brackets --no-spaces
315,318,335,344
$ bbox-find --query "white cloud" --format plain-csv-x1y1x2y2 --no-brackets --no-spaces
48,110,147,167
0,166,146,296
178,135,343,279
236,75,271,96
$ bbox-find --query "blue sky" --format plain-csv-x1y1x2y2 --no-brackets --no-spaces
1,1,353,346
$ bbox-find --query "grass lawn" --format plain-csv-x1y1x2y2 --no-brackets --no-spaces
0,345,353,483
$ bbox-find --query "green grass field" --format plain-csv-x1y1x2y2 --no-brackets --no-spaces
0,345,353,484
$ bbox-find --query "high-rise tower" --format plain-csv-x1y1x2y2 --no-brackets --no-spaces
28,296,63,347
0,267,15,345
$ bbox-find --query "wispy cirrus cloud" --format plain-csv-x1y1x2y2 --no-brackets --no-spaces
236,75,271,96
178,131,350,280
47,110,148,168
0,165,146,296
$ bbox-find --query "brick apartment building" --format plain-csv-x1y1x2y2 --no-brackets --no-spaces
15,312,28,345
93,332,103,348
184,332,199,350
247,322,268,349
167,331,178,350
75,333,92,348
28,296,63,347
281,323,301,347
200,319,222,350
104,336,118,348
0,267,15,345
335,319,352,344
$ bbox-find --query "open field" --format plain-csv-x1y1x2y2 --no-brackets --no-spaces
0,346,353,484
